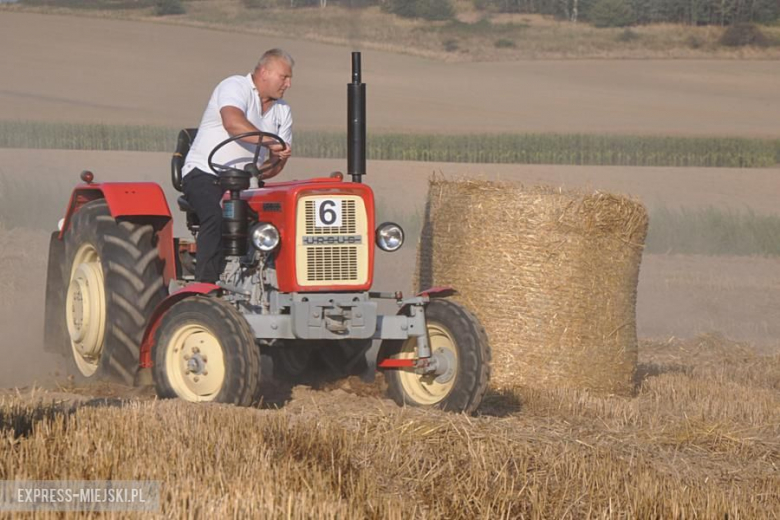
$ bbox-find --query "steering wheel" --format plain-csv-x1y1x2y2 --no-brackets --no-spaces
207,130,287,178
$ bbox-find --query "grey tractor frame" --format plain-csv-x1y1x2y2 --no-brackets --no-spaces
241,292,432,358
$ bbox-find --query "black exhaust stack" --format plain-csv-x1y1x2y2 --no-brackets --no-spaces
347,52,366,183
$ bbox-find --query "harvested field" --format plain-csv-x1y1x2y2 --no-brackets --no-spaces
1,151,778,377
2,149,779,230
1,332,778,517
1,150,778,391
1,12,779,137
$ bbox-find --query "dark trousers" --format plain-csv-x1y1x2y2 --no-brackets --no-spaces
182,168,225,283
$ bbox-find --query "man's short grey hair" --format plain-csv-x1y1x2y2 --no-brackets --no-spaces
256,49,295,70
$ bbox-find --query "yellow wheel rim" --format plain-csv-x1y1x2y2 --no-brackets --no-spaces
165,324,226,402
66,243,106,377
396,323,459,406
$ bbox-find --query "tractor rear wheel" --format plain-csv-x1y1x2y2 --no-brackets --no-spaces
379,299,490,414
152,296,261,406
62,200,165,384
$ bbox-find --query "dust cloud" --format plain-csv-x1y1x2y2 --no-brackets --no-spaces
0,224,65,388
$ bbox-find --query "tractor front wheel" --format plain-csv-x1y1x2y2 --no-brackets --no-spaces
379,299,490,414
152,296,261,406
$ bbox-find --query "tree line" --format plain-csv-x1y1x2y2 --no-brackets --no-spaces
474,0,780,25
250,0,780,25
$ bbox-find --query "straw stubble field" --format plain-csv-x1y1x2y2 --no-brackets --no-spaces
1,334,778,518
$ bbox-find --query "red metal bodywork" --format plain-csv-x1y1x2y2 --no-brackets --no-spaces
138,283,221,368
58,182,177,285
241,177,376,293
417,286,457,299
60,177,379,369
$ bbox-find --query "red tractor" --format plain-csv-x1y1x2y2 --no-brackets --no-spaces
43,53,490,413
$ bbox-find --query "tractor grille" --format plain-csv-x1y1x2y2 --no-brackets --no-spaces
296,195,368,286
306,247,358,281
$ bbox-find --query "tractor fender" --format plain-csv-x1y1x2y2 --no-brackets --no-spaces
59,182,172,235
417,286,457,299
58,182,177,284
395,286,457,320
138,283,221,368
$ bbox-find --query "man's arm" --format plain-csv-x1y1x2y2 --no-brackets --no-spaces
220,106,273,146
259,155,289,181
221,106,290,149
220,105,292,180
261,104,293,180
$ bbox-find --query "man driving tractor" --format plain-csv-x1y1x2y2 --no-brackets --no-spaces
44,50,490,412
182,48,294,283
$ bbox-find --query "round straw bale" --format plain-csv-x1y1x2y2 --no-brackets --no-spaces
415,178,648,396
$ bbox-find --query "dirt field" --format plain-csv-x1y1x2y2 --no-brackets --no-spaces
1,149,779,388
1,11,780,136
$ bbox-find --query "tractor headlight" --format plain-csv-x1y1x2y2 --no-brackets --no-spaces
251,222,280,252
375,222,404,252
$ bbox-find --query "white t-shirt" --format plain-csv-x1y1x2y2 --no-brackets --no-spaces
183,73,293,177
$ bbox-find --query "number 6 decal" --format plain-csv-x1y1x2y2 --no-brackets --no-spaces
315,199,342,227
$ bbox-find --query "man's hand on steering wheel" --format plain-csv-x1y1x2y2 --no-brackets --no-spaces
207,130,287,178
266,141,292,161
259,143,292,181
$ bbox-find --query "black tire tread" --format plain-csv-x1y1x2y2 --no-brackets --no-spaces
63,199,166,385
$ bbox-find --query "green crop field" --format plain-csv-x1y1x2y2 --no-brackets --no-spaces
1,121,777,168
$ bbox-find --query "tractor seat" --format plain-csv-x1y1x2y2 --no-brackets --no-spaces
177,195,196,214
177,195,200,230
171,128,198,193
171,128,200,234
